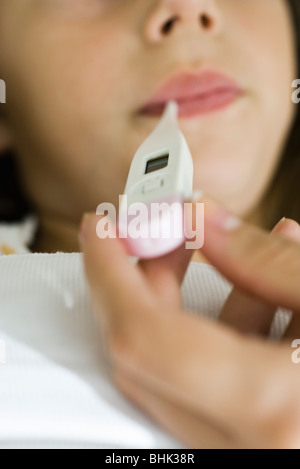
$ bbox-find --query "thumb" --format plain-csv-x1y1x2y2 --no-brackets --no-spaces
138,241,194,307
189,195,300,312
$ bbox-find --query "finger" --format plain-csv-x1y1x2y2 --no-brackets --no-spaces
274,218,300,338
281,220,300,337
80,213,190,317
80,214,157,329
188,195,300,312
115,370,237,449
220,288,277,336
220,218,300,335
138,242,194,308
275,218,300,339
272,218,300,242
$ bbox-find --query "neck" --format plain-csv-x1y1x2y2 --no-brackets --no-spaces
30,214,81,253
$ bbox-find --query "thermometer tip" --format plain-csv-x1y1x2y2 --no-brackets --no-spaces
163,100,179,125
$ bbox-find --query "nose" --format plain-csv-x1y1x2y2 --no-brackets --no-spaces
143,0,222,43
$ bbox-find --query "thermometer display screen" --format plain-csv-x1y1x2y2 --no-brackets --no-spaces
145,154,169,174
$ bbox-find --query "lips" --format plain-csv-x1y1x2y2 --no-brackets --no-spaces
139,70,243,118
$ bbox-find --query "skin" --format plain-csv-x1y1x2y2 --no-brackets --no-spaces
0,0,299,447
81,196,300,448
0,0,297,255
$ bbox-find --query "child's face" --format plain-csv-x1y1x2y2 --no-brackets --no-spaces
0,0,296,224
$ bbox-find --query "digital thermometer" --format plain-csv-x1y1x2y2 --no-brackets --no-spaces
118,101,194,259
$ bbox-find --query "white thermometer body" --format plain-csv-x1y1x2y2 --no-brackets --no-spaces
118,102,194,259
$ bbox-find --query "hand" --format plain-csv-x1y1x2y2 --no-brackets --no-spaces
79,195,300,449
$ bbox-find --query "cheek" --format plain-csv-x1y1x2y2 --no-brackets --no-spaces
228,0,296,104
2,14,130,156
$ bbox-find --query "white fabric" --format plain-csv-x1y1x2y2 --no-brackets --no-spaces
0,216,37,255
0,220,292,449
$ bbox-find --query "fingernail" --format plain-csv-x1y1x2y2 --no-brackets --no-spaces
205,199,242,232
223,214,242,232
279,217,286,225
191,189,205,203
272,217,287,233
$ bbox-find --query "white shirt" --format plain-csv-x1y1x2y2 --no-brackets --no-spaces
0,219,291,449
